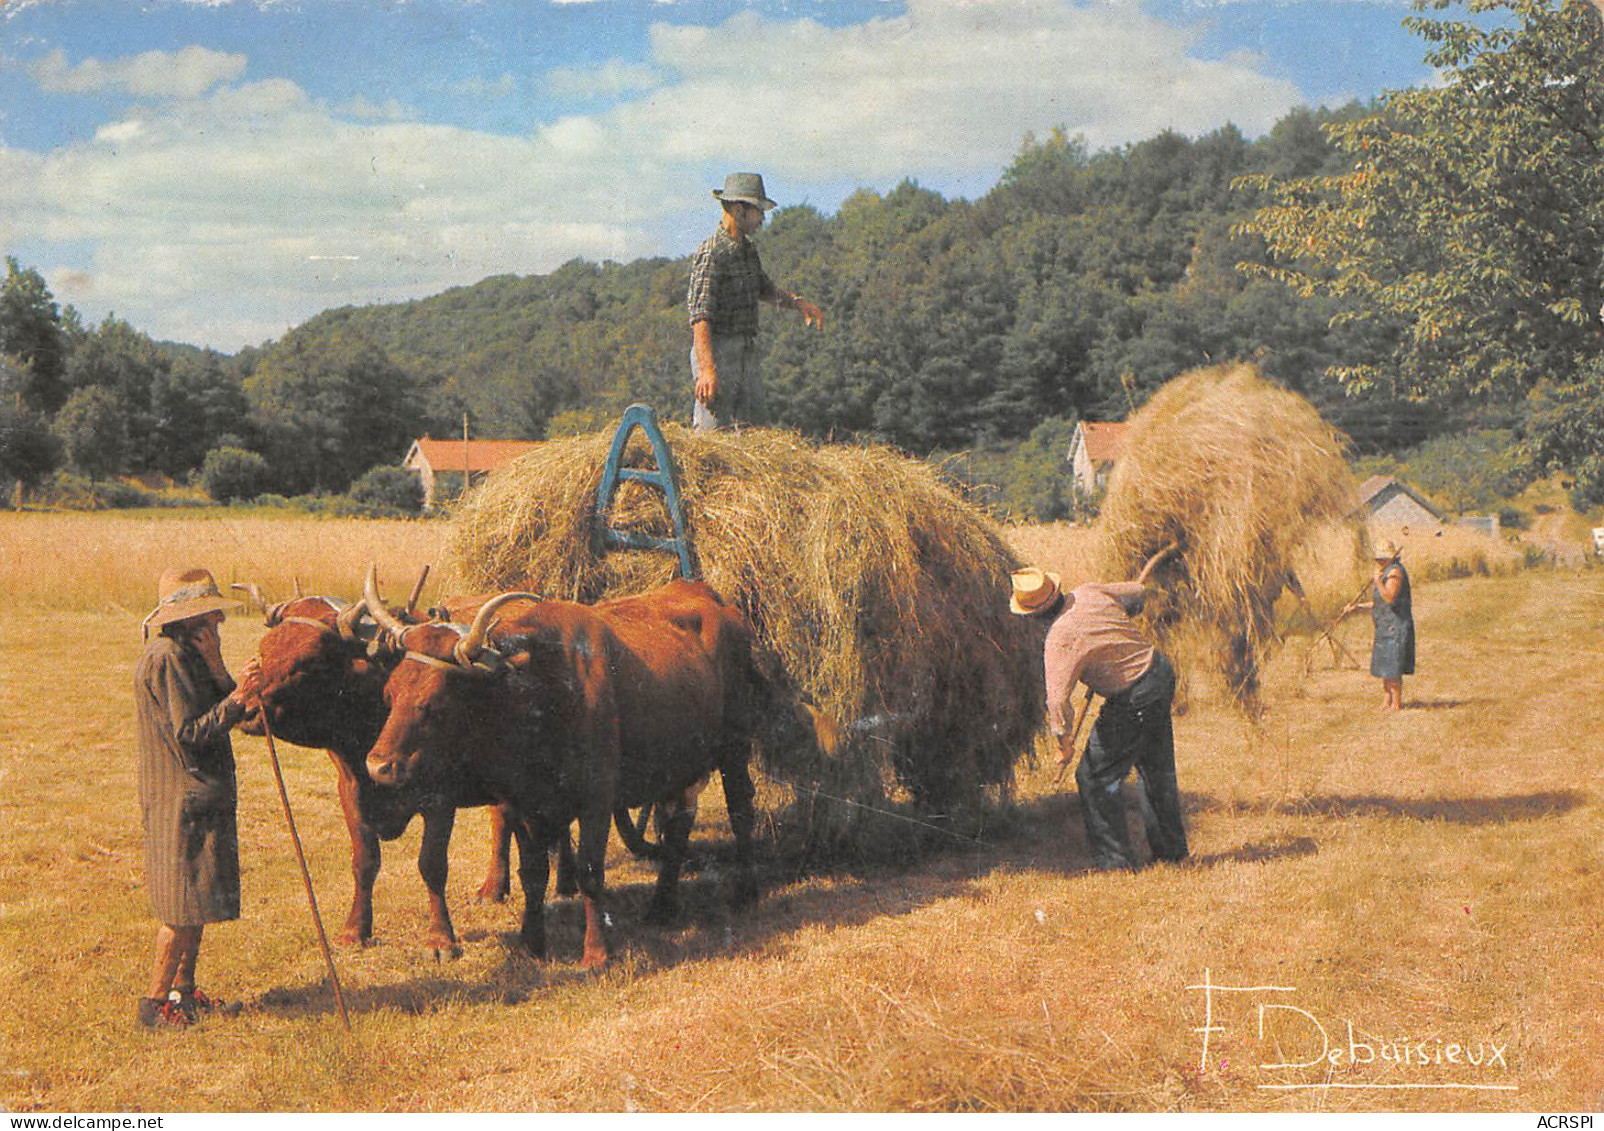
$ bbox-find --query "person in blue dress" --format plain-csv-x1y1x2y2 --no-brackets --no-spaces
1344,538,1414,711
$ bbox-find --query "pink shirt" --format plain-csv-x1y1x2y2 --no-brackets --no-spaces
1043,582,1155,735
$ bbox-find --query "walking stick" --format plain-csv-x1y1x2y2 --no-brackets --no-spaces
258,706,351,1032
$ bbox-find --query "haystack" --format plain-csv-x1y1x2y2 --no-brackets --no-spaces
445,424,1044,853
1095,363,1361,710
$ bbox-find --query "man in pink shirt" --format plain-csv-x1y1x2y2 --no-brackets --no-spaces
1010,546,1186,871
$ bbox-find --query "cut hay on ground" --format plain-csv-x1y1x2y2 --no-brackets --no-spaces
1095,363,1361,710
445,424,1044,854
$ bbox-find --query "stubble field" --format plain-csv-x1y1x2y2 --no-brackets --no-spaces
0,511,1600,1112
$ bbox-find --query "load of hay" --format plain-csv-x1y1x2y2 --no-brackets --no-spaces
445,423,1044,855
1095,363,1361,710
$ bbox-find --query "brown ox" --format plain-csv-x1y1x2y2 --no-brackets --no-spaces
243,590,521,956
363,577,786,968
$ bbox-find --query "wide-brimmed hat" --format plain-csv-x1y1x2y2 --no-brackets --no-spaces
1372,538,1402,561
1009,567,1065,616
712,172,777,211
143,567,240,633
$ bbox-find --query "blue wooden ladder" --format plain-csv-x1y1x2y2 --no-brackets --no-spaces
593,403,698,580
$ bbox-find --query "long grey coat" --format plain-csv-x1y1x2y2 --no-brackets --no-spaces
134,635,245,925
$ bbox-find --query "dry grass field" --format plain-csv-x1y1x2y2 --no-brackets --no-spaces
1,513,1600,1112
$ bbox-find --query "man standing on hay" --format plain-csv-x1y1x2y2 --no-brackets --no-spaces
687,172,824,431
1011,548,1187,872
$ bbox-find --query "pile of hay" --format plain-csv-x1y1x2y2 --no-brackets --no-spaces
1095,363,1361,710
445,424,1044,854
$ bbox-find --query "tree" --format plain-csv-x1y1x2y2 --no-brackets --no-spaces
1527,358,1604,507
1238,0,1604,496
0,258,68,413
1001,416,1079,521
1405,428,1531,513
53,385,130,496
1241,0,1604,401
0,403,63,506
200,446,271,503
245,327,422,494
347,465,424,514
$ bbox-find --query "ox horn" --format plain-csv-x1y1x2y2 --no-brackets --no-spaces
363,564,410,646
335,598,368,641
407,565,430,615
456,591,540,668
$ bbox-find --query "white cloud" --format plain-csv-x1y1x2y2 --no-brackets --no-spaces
3,74,666,348
338,95,414,121
591,0,1305,180
450,73,517,98
26,45,247,99
543,59,659,99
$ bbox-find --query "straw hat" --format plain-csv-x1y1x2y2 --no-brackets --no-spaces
712,172,777,211
143,567,240,633
1372,538,1402,561
1009,567,1064,616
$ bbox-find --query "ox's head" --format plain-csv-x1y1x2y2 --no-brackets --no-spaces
361,566,539,789
236,586,387,754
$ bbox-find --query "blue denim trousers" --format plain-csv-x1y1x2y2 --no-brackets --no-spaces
1074,652,1188,870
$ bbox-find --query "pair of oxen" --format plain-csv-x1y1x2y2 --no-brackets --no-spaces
244,569,829,969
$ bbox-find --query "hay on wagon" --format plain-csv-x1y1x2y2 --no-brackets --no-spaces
445,424,1044,855
1094,362,1362,710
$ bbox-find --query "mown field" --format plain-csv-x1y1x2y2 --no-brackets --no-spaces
0,512,1599,1112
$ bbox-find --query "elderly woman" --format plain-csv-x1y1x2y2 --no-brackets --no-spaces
1345,539,1414,711
134,567,262,1028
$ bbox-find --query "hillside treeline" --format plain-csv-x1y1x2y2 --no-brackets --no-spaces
0,105,1530,514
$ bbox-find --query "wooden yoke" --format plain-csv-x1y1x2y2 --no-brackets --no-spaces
593,403,699,582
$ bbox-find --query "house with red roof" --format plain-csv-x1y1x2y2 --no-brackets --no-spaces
403,437,540,510
1066,420,1127,508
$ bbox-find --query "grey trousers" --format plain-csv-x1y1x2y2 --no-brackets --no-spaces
692,334,766,431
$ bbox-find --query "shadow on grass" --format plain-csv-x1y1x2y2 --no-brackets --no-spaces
251,786,1587,1019
1183,836,1320,869
1190,788,1587,824
1402,696,1495,711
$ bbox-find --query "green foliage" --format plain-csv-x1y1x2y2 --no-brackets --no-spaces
39,470,162,509
1527,357,1604,508
1000,416,1078,521
346,465,424,515
1239,0,1604,495
0,257,68,413
53,385,129,487
0,403,63,496
1404,428,1532,514
244,326,421,493
200,446,271,503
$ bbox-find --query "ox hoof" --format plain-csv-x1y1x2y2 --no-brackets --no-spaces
579,949,609,972
335,928,373,949
424,936,463,961
475,876,510,903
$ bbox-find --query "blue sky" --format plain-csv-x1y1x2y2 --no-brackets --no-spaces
0,0,1447,351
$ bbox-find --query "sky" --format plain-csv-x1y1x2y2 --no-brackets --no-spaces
0,0,1450,353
